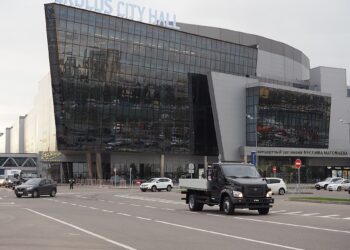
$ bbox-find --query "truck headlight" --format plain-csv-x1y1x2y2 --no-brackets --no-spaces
266,190,273,197
232,190,243,198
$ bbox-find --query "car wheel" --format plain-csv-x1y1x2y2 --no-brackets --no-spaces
188,194,204,211
141,189,146,192
50,189,56,197
278,188,285,195
316,186,320,190
16,194,22,198
258,208,270,215
166,185,172,192
222,196,234,215
151,185,157,192
324,185,328,190
32,190,39,198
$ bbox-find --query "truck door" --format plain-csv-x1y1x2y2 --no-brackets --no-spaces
210,165,225,202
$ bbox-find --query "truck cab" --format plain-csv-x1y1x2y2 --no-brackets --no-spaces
180,162,274,215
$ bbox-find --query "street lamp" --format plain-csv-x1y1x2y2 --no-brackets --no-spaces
247,105,258,167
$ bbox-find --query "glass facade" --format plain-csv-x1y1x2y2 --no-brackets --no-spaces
246,87,331,148
45,3,257,155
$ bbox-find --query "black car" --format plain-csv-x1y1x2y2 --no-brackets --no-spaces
14,178,57,198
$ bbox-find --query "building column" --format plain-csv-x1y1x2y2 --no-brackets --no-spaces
86,152,93,179
96,152,103,179
160,154,165,177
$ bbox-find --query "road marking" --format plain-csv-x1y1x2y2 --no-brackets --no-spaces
114,195,184,205
71,204,77,206
343,217,350,220
79,205,87,208
161,208,175,211
117,213,131,217
144,206,157,209
234,217,350,234
317,214,339,218
102,209,114,213
283,211,303,215
130,204,141,207
0,202,15,205
270,210,287,213
0,197,2,200
24,208,137,250
99,200,105,202
155,220,304,250
136,217,152,221
89,207,98,210
301,213,320,216
61,202,68,204
207,214,224,217
118,202,125,205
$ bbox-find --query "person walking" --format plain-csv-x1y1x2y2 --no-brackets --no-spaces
69,178,75,190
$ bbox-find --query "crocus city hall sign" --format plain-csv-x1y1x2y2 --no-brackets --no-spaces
54,0,180,30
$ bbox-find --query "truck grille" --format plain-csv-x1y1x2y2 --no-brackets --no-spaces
244,186,265,197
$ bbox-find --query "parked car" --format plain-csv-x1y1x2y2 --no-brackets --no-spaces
265,177,287,195
328,179,350,191
0,176,7,187
139,178,173,192
342,181,350,191
14,178,57,198
315,177,344,190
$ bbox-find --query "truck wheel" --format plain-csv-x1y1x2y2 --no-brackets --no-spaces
258,208,270,215
188,194,203,211
222,197,234,215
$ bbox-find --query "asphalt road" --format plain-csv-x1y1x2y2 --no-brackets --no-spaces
0,186,349,250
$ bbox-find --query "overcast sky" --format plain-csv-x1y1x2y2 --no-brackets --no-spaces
0,0,349,135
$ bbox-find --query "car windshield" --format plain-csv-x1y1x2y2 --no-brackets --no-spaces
145,178,157,183
332,180,343,184
221,165,261,178
24,178,41,185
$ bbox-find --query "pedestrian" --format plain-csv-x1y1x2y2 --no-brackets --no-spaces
69,178,75,190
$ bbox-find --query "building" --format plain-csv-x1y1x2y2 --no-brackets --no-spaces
1,2,349,183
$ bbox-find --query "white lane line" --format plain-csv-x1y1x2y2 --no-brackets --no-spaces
102,209,114,213
79,205,87,208
130,204,141,207
207,214,224,217
136,217,152,221
343,217,350,220
0,197,2,200
301,213,320,216
0,202,15,205
118,202,125,205
144,206,157,209
283,211,303,215
270,210,287,213
155,220,304,250
161,208,175,211
71,204,77,206
234,217,350,234
61,202,68,204
89,207,98,210
108,201,114,203
117,213,131,217
317,214,339,218
24,208,137,250
99,200,105,202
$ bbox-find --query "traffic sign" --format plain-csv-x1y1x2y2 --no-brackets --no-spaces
295,159,302,169
189,163,194,170
272,166,277,172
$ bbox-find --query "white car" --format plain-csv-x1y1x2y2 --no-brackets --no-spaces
341,181,350,191
315,177,344,190
265,178,287,195
328,179,350,191
140,178,173,192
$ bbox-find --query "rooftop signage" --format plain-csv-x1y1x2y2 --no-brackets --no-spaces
54,0,180,30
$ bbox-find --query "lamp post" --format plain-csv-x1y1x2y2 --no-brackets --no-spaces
247,105,258,168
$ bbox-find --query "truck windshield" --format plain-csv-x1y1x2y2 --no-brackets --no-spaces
221,165,261,178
